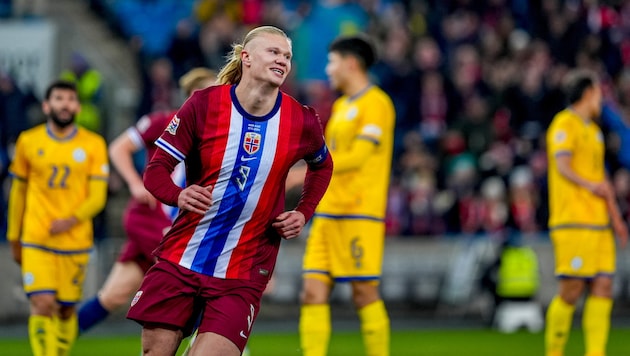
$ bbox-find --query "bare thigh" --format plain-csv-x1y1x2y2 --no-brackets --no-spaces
141,325,183,356
188,332,240,356
99,261,145,310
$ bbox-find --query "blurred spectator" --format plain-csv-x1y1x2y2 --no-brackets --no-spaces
60,52,103,133
135,57,178,118
0,71,36,239
166,18,206,81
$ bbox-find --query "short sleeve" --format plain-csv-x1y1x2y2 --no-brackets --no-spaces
547,117,575,157
154,94,200,162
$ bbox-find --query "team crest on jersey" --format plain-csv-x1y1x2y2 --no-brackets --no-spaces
346,106,358,120
166,116,180,135
131,291,143,306
243,132,261,154
73,148,87,162
554,130,566,143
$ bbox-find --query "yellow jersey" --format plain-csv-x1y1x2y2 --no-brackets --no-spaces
8,124,109,250
546,108,609,228
315,85,395,219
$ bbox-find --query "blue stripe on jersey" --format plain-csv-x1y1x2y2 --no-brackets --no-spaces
156,138,186,161
192,118,268,273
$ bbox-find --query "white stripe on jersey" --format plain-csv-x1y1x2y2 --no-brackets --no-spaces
156,138,186,161
213,109,281,277
126,127,145,150
179,105,243,269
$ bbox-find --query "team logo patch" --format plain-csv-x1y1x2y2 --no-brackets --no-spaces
570,256,583,270
23,272,34,286
131,291,143,307
347,106,358,120
166,116,181,135
101,164,110,174
243,132,261,154
73,148,86,163
554,130,566,143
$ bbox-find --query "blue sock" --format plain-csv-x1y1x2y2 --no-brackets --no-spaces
78,296,110,334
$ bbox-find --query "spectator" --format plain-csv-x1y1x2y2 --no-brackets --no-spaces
60,52,103,133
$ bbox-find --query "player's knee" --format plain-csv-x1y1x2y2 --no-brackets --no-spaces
351,282,380,308
29,294,57,316
300,279,329,304
99,290,131,310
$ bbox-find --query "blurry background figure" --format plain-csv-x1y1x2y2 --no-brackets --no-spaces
60,52,103,133
11,0,46,18
480,234,541,332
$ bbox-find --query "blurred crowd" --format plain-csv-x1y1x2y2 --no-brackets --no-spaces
3,0,630,238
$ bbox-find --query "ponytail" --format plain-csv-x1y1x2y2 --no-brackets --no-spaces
217,44,244,85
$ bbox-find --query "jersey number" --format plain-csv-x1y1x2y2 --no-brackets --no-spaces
48,165,70,188
235,166,251,191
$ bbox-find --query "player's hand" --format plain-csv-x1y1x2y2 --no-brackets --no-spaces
50,216,79,235
272,210,305,240
10,240,21,265
612,217,628,249
130,182,157,209
589,181,613,199
178,184,213,215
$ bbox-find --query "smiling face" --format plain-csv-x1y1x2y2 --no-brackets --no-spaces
242,32,292,88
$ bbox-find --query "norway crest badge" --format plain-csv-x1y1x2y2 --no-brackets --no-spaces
243,132,261,154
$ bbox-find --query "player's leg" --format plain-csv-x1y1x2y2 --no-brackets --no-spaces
79,261,144,333
55,252,90,355
546,278,584,356
583,276,613,356
347,220,389,356
300,217,333,356
191,276,267,356
186,332,240,356
352,281,389,356
56,305,78,356
545,229,590,356
127,261,202,355
142,324,184,356
28,294,58,356
582,230,616,356
22,247,58,356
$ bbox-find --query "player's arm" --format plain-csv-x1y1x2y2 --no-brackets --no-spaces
7,176,26,264
109,128,156,208
331,138,377,173
555,155,611,197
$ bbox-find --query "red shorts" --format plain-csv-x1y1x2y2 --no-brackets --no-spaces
118,200,171,273
126,260,267,352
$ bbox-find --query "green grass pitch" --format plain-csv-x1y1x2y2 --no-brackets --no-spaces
1,328,629,355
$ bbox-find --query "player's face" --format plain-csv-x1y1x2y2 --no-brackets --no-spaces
325,52,347,92
245,33,292,88
44,88,80,128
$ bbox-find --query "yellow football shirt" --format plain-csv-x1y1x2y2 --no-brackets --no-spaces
8,124,109,250
546,108,609,228
315,85,395,219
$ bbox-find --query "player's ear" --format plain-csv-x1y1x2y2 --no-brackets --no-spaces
41,100,50,115
241,50,251,67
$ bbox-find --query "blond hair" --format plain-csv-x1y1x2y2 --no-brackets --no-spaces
217,26,291,85
179,67,217,96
